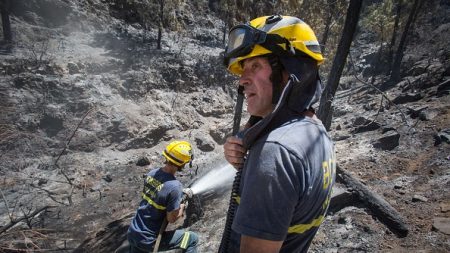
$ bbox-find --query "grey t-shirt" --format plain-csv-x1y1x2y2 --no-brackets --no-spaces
232,116,336,253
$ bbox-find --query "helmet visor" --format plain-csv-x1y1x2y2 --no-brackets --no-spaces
224,25,267,65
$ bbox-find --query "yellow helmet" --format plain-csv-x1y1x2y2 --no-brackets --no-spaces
162,141,193,167
224,15,324,75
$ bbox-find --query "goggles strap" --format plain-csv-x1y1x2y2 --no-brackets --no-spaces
260,34,294,58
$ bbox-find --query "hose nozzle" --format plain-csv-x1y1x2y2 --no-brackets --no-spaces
183,188,194,199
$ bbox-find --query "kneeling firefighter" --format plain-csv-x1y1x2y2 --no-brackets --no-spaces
127,140,198,253
220,15,336,253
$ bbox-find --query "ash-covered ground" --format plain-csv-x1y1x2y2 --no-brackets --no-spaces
0,0,449,252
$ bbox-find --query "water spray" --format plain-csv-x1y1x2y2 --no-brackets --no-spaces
182,163,237,228
189,163,236,196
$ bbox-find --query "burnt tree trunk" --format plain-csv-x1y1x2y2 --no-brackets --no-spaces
373,21,385,77
222,10,230,46
157,0,164,50
0,0,12,42
318,0,363,130
320,0,336,54
390,0,422,82
387,0,402,73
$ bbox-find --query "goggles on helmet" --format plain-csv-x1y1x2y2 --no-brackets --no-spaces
224,24,268,66
224,24,294,67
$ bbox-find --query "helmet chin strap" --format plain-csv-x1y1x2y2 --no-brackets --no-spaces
266,53,321,113
268,55,284,105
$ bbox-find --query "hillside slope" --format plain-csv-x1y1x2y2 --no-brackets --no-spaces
0,0,449,252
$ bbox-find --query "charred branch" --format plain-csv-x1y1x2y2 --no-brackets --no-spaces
0,206,55,235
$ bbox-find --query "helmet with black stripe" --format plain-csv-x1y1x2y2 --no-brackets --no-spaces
163,141,193,167
224,15,324,76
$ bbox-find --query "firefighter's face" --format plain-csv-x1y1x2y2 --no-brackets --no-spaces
239,57,274,117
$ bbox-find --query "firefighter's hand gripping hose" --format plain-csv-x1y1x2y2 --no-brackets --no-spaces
218,86,245,253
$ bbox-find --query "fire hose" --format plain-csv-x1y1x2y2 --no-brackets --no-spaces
153,218,168,253
153,188,194,253
218,85,245,253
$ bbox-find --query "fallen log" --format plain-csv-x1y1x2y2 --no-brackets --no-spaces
329,186,359,213
333,164,409,237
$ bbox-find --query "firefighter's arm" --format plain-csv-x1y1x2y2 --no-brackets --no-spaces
240,235,283,253
166,203,185,223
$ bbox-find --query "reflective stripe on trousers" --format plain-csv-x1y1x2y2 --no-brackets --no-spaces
180,232,190,249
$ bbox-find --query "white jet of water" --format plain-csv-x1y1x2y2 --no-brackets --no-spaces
190,163,236,195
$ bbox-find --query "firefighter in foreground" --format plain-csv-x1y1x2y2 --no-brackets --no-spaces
127,141,198,253
222,15,336,252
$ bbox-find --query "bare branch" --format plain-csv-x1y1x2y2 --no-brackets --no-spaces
0,245,75,252
0,188,13,221
348,53,410,126
0,206,55,235
54,107,95,166
0,228,76,252
335,84,367,99
51,107,95,206
29,184,70,206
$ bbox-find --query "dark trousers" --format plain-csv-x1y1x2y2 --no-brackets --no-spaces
128,229,198,253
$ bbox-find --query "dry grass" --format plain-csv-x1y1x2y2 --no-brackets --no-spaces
0,228,75,252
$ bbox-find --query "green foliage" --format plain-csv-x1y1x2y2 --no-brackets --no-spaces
361,0,397,41
121,0,183,30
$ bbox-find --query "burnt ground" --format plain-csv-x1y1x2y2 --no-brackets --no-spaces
313,80,450,252
71,68,450,253
0,0,449,252
185,76,450,253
